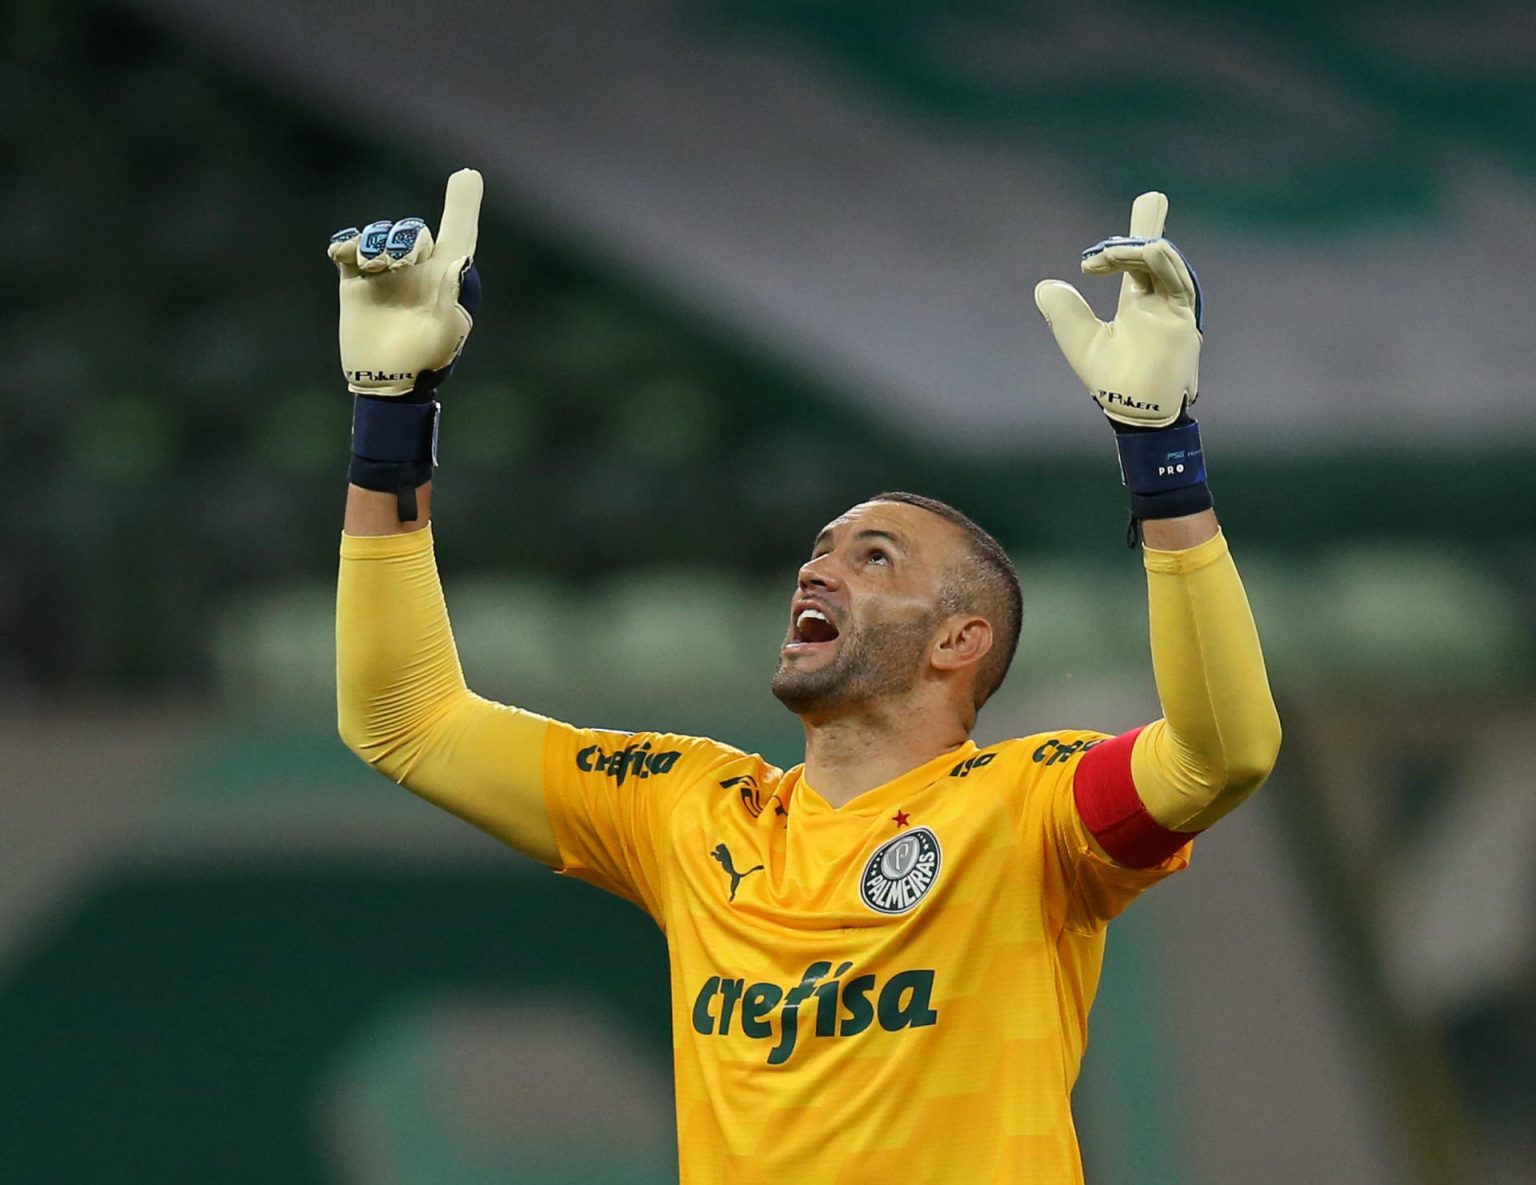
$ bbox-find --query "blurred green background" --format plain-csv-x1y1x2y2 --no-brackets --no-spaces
3,1,1533,1182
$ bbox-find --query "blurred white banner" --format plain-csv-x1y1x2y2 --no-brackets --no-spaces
132,0,1536,449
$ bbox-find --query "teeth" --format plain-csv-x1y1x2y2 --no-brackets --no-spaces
797,609,828,630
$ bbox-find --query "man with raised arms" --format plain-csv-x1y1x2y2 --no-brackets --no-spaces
332,170,1280,1184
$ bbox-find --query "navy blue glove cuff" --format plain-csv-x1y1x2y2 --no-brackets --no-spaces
1127,483,1215,521
1113,415,1206,499
348,395,440,521
1112,415,1213,526
351,395,439,464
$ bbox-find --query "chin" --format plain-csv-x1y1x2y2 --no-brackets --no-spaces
772,624,928,717
770,665,846,716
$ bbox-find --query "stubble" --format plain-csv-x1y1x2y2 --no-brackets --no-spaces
771,612,939,716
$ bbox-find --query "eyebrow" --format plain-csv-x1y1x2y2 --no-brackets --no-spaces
811,527,908,555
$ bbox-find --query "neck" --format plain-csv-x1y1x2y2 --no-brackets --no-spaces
798,693,970,808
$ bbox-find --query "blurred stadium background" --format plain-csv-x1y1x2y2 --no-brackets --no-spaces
3,0,1533,1181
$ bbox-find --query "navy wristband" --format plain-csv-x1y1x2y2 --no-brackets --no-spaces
349,395,440,521
1112,415,1213,529
351,395,439,464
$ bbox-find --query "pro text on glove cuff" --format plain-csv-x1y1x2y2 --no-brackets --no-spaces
1113,415,1213,526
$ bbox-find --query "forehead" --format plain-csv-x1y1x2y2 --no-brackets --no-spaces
815,500,966,558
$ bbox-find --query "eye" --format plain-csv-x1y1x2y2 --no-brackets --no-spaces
865,547,891,566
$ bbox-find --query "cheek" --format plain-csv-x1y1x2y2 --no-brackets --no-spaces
858,586,937,628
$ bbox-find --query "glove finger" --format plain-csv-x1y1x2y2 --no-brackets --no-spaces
328,227,361,277
1082,240,1155,277
435,169,483,261
1080,235,1147,273
1126,192,1169,314
1142,239,1197,310
384,218,434,266
1082,238,1154,293
357,219,395,273
1149,238,1205,332
1128,191,1168,239
438,256,481,317
1082,240,1156,314
1034,279,1101,366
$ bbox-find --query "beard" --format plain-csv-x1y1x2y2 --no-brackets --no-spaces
771,612,939,716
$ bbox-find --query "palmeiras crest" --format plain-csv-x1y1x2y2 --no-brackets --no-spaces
860,827,943,915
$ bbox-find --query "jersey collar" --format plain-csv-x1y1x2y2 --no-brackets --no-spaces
791,741,978,817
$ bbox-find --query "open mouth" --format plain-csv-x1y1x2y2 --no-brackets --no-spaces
785,606,841,653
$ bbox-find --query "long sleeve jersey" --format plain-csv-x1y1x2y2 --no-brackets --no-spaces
336,526,1279,1185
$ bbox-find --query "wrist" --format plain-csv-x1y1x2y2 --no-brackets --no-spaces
344,483,433,535
1139,510,1219,552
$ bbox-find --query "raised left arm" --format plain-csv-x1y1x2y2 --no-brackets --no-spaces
1036,192,1280,866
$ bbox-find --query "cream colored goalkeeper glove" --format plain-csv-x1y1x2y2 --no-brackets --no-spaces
1034,191,1202,430
330,169,483,520
328,168,483,397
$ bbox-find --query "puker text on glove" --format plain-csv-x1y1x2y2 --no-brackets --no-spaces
1099,391,1166,415
348,369,416,384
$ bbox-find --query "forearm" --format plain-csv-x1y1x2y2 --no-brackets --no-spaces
1130,527,1282,831
336,519,462,771
336,521,559,862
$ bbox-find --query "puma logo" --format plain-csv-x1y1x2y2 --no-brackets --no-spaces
710,843,764,902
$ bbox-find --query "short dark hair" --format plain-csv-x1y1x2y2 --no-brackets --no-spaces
871,492,1023,711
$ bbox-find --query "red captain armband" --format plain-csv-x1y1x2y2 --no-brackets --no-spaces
1072,728,1198,869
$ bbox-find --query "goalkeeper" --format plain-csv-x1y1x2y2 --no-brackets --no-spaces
333,171,1280,1184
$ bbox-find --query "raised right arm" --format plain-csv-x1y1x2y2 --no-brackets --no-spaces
337,482,560,864
326,171,562,865
328,172,735,894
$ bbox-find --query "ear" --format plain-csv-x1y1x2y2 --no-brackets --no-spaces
930,615,994,676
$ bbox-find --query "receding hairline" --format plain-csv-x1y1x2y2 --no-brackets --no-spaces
857,497,986,565
829,499,973,557
812,522,911,557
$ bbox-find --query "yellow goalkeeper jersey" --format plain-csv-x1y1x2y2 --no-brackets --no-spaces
541,722,1190,1185
338,524,1281,1184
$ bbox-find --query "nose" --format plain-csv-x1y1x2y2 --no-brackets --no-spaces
798,553,843,592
